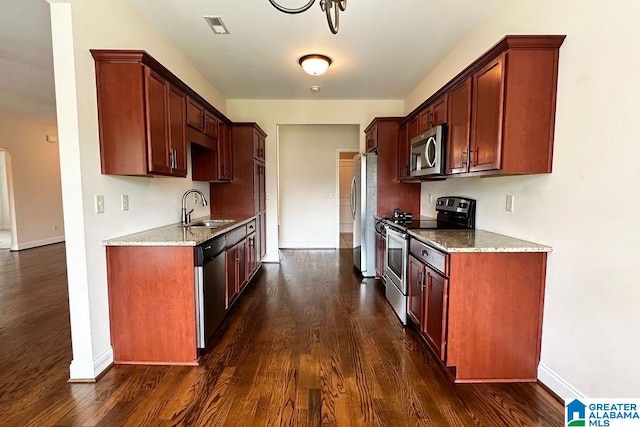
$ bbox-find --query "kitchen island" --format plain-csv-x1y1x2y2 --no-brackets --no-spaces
103,215,261,366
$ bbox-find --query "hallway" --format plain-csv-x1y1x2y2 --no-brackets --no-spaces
0,246,563,425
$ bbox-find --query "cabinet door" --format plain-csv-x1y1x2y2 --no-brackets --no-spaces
432,95,448,126
253,160,265,213
246,232,257,278
408,255,425,328
258,212,266,261
408,116,419,140
424,266,449,361
217,122,232,181
397,123,410,181
204,111,219,139
225,245,238,308
186,97,204,132
366,124,378,152
470,54,504,172
167,85,187,176
447,78,472,174
237,239,246,291
253,130,265,161
145,70,171,174
417,109,429,134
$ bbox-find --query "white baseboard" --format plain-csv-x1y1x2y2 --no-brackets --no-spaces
69,347,114,381
538,362,586,402
279,242,336,249
94,347,114,376
13,236,65,251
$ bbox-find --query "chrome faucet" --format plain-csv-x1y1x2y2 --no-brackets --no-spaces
182,189,208,225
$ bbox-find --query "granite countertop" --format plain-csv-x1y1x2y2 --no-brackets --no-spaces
407,229,552,253
102,215,255,247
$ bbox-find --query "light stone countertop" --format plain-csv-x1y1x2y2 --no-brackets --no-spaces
407,229,552,253
102,215,255,247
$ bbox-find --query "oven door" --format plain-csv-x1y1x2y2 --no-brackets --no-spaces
384,226,408,294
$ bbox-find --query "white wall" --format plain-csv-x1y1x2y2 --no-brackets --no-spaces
48,0,226,380
0,111,64,249
226,100,404,262
279,125,359,248
406,0,640,398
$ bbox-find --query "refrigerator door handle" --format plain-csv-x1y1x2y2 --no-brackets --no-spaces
350,176,356,220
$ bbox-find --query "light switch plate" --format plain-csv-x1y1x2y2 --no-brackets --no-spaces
121,194,129,211
95,195,105,213
506,195,515,212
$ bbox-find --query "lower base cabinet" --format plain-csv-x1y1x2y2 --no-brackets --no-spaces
105,219,262,366
408,238,547,383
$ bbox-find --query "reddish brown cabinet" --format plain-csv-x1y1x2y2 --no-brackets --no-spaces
405,35,564,178
470,54,504,173
365,118,420,217
409,236,548,383
92,51,187,177
397,123,411,181
424,265,449,361
211,123,267,267
365,123,378,152
217,122,233,181
186,96,205,132
446,78,472,174
204,111,219,139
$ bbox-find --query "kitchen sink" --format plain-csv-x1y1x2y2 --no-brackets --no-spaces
183,219,235,228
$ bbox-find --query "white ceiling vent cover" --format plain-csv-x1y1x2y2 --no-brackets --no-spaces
204,16,229,35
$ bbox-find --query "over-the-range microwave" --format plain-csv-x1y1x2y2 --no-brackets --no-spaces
410,124,447,177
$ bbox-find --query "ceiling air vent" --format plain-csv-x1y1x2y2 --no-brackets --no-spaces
204,16,229,35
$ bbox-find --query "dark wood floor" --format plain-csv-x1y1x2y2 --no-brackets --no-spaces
0,245,563,426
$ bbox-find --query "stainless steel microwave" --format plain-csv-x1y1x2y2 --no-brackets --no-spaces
410,124,447,177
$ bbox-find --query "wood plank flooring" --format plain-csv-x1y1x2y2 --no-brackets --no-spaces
0,245,564,426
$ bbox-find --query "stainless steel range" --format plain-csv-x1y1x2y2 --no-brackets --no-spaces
382,196,476,325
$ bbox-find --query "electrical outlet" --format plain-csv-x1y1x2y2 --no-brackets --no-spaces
506,195,515,212
95,195,105,213
121,194,129,211
266,193,271,200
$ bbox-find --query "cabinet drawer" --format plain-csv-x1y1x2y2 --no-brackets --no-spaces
409,238,448,276
246,219,256,234
226,225,247,248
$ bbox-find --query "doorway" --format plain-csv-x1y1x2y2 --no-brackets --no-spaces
0,150,15,250
338,151,358,249
277,125,359,249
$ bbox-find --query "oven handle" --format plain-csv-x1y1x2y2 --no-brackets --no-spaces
386,225,409,240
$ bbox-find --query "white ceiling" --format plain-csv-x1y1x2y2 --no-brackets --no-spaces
0,0,503,118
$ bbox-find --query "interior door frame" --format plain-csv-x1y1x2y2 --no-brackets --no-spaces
335,149,359,249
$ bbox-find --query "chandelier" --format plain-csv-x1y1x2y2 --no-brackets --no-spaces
268,0,347,34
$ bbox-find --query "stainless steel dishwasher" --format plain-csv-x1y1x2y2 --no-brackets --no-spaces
194,234,227,349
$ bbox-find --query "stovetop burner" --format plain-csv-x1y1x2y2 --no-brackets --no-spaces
384,197,476,231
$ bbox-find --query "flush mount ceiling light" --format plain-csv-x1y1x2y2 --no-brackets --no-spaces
268,0,347,34
299,54,332,75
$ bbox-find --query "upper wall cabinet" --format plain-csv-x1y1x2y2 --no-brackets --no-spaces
402,35,565,179
92,50,188,177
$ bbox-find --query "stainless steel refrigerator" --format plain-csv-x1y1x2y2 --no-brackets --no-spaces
351,153,377,277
